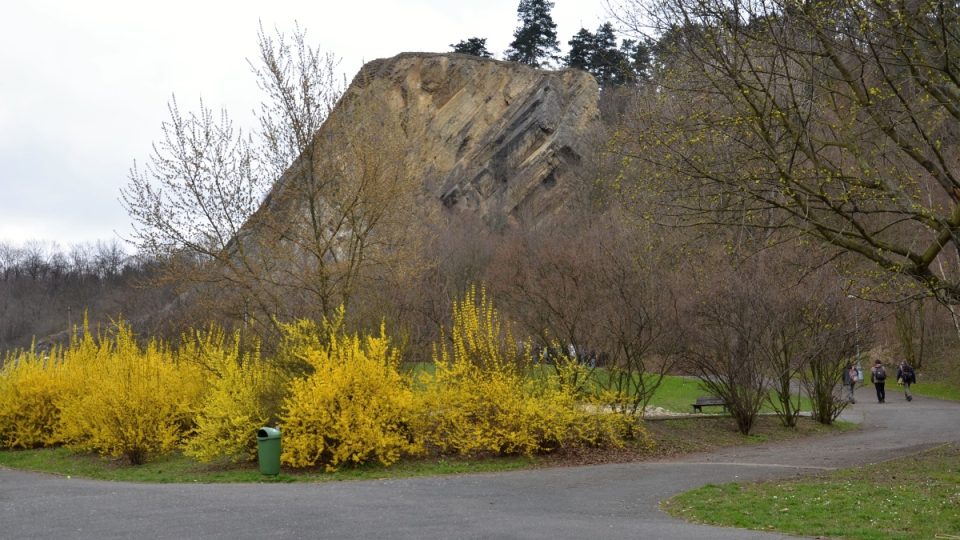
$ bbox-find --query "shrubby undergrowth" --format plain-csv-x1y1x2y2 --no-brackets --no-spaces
279,314,420,471
183,326,282,464
0,291,646,468
414,287,640,456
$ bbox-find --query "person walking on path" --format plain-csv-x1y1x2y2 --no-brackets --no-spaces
843,362,857,403
897,361,916,402
871,360,887,403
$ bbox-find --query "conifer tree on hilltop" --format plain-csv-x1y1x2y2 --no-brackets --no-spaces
505,0,559,68
564,22,653,86
450,37,493,58
620,38,652,83
590,23,621,84
566,28,595,71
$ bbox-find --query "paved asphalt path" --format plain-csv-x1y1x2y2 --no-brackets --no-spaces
2,384,958,539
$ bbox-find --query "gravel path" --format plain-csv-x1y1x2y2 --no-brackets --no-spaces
2,385,957,539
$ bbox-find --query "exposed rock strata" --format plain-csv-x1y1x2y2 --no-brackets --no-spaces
264,52,602,229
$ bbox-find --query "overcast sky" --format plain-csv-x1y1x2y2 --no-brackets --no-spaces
0,0,612,248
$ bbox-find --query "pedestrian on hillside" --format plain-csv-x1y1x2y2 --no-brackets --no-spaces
897,361,916,402
870,360,887,403
843,362,857,404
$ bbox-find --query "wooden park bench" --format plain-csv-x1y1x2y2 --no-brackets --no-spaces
692,396,727,413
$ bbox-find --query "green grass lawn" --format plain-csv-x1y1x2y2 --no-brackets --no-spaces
642,375,706,412
910,381,960,402
663,443,960,540
645,375,815,415
402,362,814,414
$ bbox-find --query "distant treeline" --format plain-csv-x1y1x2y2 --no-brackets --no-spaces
0,240,173,352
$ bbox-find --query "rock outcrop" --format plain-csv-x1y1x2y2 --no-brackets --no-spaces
265,52,603,229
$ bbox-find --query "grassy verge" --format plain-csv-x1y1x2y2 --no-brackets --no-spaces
663,443,960,540
642,415,857,456
0,416,855,483
909,381,960,402
0,447,534,483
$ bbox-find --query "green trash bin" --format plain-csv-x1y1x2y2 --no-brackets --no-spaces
256,427,281,475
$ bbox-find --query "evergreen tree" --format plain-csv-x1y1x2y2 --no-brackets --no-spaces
505,0,559,68
564,23,653,87
590,22,624,85
566,28,595,71
620,39,652,83
451,37,493,58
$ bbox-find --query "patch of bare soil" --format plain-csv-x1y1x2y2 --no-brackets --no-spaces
536,416,855,468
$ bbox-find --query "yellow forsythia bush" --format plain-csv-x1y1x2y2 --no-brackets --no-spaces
56,323,205,465
0,348,68,449
183,326,282,463
279,315,420,471
413,286,640,456
415,351,638,456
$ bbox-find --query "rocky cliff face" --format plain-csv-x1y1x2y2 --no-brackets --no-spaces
267,52,603,229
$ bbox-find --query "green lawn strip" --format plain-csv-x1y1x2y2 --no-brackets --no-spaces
0,446,534,483
0,417,856,483
909,381,960,402
662,443,960,540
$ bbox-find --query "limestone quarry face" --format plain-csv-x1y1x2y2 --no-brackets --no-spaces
267,52,602,229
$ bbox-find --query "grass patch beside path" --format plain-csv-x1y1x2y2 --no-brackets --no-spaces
642,415,857,457
0,417,855,483
0,447,534,483
663,443,960,540
910,381,960,402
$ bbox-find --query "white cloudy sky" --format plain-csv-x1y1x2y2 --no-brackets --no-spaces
0,0,613,247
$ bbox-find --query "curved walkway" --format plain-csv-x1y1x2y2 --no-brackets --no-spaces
2,385,958,539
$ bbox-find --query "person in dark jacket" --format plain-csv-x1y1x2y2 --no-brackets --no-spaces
870,360,887,403
843,362,857,404
897,361,916,402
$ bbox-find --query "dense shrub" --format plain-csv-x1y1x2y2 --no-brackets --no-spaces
0,348,68,449
413,287,641,456
0,297,645,469
56,323,204,464
279,316,420,471
183,327,282,463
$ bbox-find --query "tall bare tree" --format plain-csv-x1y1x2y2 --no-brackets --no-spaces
614,0,960,305
122,26,417,341
489,215,681,415
685,265,771,435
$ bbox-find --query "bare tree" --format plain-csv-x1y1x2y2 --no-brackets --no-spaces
757,286,809,428
0,241,172,353
685,266,771,435
121,25,418,342
795,293,861,425
613,0,960,306
490,216,681,414
894,299,927,369
765,263,862,426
